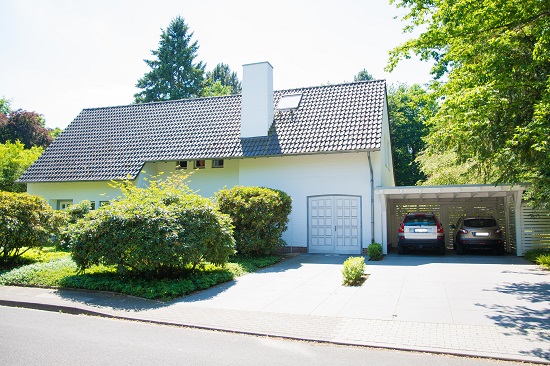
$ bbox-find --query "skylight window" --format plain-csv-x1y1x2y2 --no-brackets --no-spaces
276,93,302,111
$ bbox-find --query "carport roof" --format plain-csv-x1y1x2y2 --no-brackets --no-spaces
375,184,525,200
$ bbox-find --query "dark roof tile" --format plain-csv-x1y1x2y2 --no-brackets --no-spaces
20,80,386,182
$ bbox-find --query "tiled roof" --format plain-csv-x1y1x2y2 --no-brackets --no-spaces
19,80,386,182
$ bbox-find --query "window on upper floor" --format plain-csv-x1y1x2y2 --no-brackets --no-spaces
212,159,224,168
57,200,73,210
195,160,206,169
177,161,188,169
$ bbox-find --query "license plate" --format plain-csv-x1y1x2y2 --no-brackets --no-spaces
414,228,428,233
474,232,489,237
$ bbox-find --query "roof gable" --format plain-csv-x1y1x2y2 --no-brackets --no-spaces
20,80,386,182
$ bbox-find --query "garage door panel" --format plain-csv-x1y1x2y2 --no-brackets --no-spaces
309,195,362,254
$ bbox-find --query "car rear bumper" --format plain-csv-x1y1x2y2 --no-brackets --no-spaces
457,239,503,250
398,238,445,249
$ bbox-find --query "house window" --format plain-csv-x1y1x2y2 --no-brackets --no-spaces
99,201,109,207
195,160,206,169
57,200,73,210
212,159,224,168
177,161,188,169
90,201,96,210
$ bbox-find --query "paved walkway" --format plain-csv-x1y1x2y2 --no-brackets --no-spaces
1,253,549,363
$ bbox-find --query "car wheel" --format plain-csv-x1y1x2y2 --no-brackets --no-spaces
398,246,404,255
457,244,463,255
497,247,505,255
439,245,446,255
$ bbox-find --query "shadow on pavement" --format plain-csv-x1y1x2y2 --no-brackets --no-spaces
477,281,550,361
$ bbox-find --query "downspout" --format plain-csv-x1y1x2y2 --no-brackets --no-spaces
367,151,374,244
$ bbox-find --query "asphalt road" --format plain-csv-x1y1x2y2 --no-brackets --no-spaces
0,306,538,366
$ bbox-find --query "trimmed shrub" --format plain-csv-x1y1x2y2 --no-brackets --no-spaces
56,200,93,250
342,256,365,286
367,243,383,261
216,186,292,256
68,174,236,278
0,192,60,265
524,247,550,270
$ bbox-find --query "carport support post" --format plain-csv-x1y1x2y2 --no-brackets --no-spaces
514,191,523,256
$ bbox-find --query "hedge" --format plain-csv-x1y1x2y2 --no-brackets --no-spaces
68,174,235,278
0,192,60,264
216,186,292,256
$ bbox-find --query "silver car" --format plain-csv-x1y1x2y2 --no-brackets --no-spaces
452,217,504,255
397,213,446,255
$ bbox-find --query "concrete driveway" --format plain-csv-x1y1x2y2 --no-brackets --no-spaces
182,253,549,328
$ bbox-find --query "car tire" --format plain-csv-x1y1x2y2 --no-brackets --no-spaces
439,245,446,255
457,244,463,255
398,246,404,255
497,247,505,255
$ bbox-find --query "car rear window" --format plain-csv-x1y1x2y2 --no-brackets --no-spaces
463,218,497,228
404,215,436,226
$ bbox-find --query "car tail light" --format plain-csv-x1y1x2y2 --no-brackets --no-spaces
398,222,405,234
459,229,468,234
436,221,444,234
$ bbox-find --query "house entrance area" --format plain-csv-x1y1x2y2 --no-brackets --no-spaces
308,195,362,255
376,185,526,256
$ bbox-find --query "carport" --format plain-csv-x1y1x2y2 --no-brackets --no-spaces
375,184,525,256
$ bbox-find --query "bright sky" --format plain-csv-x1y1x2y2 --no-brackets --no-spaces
0,0,432,129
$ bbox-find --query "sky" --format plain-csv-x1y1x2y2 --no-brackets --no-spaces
0,0,433,129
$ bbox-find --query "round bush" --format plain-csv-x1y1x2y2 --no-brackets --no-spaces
216,186,292,256
0,192,60,264
68,178,235,278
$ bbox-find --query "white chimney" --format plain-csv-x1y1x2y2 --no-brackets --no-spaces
241,61,273,138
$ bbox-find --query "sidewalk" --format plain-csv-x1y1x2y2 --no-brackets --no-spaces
1,254,549,364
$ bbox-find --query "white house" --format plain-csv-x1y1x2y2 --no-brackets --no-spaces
20,62,395,255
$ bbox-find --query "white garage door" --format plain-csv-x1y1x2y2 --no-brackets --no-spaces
308,195,362,254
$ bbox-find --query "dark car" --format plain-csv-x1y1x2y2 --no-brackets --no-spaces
397,213,445,255
452,216,504,255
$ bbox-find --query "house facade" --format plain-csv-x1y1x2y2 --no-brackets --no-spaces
20,62,395,255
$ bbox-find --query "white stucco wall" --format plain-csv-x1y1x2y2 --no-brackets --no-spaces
238,152,375,250
26,181,121,209
27,152,386,254
138,160,241,198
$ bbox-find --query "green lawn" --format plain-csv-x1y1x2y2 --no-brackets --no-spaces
0,247,283,301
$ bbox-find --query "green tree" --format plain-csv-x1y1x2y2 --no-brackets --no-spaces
354,69,374,81
201,79,232,97
0,97,11,115
0,141,43,192
0,109,53,148
387,0,550,207
48,127,63,139
0,192,60,265
388,84,437,186
134,16,205,103
205,63,241,94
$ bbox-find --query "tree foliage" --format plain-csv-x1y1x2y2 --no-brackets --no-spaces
68,173,235,278
354,69,374,81
0,109,53,148
388,0,550,207
134,16,205,103
0,141,43,192
216,186,292,256
205,63,241,95
388,84,437,186
201,79,233,97
0,192,60,265
0,97,11,115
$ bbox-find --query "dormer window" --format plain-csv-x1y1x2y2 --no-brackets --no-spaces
177,161,188,169
212,159,224,168
195,160,206,169
276,93,302,111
